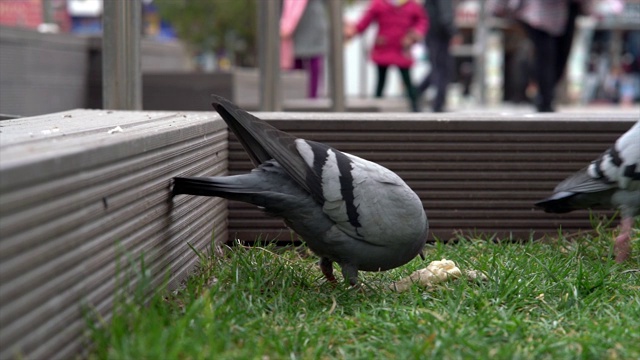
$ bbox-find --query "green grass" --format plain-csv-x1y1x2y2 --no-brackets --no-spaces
87,223,640,360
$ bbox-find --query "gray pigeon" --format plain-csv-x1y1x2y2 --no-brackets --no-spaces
173,95,428,285
535,121,640,262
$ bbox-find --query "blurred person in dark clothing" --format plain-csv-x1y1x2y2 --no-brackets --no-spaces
416,0,458,112
489,0,589,112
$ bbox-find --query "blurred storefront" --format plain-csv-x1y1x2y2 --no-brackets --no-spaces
0,0,175,38
0,0,70,32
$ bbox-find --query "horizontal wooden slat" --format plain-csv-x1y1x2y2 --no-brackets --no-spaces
232,140,614,153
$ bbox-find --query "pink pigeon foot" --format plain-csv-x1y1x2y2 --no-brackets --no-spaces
614,217,634,263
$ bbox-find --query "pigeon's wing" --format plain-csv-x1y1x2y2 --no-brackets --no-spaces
534,167,616,213
294,138,367,240
211,95,325,203
587,121,640,190
296,139,426,245
553,167,615,194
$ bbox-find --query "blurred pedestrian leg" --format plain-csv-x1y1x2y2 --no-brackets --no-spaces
417,0,457,112
281,0,328,99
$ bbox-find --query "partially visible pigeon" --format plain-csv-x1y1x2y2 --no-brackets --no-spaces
173,95,428,285
535,121,640,262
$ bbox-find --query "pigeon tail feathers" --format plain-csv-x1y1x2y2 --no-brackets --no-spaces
173,176,255,200
211,95,324,204
534,192,580,214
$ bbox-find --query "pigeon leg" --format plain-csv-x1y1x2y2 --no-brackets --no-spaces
614,216,634,263
320,257,337,283
340,263,359,287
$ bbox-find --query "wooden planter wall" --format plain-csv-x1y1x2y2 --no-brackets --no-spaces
0,110,227,360
227,112,637,244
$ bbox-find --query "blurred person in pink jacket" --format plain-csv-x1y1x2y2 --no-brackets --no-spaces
346,0,429,112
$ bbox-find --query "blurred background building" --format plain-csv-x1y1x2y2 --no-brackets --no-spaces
1,0,639,116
